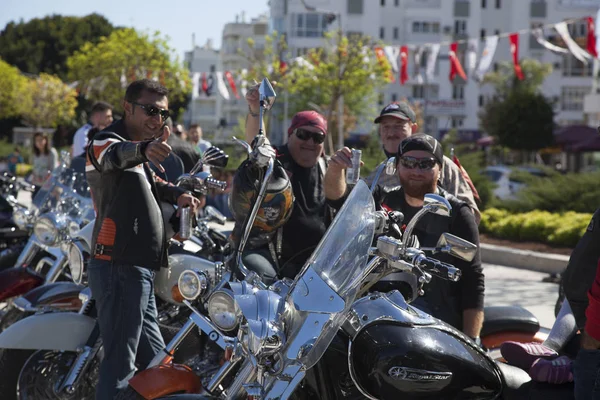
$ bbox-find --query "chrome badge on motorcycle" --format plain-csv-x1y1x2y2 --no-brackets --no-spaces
388,366,452,382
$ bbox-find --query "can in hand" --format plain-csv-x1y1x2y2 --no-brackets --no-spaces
179,207,193,240
346,149,362,185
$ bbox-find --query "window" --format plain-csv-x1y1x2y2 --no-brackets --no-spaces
481,0,486,7
561,87,589,110
378,93,385,105
381,0,385,5
562,55,594,77
380,27,385,39
393,27,399,39
568,21,587,38
395,0,399,5
412,21,440,33
412,85,439,99
291,13,329,37
391,93,398,102
479,95,484,107
424,117,438,135
495,0,501,8
348,0,364,14
451,116,465,128
452,84,465,100
455,20,467,34
480,29,486,39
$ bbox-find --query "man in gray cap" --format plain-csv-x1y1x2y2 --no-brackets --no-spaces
361,101,480,223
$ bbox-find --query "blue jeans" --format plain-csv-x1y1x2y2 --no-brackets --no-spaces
88,259,165,400
574,349,600,399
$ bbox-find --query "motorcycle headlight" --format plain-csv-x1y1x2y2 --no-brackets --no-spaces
207,290,241,332
177,269,208,301
68,241,85,284
34,216,59,246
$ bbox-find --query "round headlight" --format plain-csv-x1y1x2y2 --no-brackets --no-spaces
68,242,84,284
177,270,207,301
207,290,241,332
34,217,59,246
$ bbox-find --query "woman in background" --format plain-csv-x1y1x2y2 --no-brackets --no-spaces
30,132,58,197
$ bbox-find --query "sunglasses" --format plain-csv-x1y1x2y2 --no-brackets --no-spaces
295,128,325,144
398,156,438,170
131,102,170,121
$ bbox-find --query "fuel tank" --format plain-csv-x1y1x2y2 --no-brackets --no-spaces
345,291,502,399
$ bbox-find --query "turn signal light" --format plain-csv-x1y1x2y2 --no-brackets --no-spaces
171,284,184,303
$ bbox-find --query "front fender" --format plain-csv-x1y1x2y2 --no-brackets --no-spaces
0,266,44,301
0,312,95,351
128,363,202,398
16,281,84,311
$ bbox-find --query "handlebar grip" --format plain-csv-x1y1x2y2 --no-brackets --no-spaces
205,178,227,191
415,256,461,282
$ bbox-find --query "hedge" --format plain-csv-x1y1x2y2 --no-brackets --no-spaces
480,208,592,248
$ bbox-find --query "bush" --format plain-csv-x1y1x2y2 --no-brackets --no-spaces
480,208,592,247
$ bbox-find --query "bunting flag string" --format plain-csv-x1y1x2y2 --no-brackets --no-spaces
509,33,525,80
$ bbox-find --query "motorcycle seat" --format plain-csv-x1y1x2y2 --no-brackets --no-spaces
496,361,575,400
481,306,540,337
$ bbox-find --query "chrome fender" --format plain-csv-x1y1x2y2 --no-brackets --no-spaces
155,253,219,306
0,312,95,351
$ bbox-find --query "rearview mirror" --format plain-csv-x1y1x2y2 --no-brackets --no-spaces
385,157,396,175
436,232,477,262
423,194,451,217
202,146,229,168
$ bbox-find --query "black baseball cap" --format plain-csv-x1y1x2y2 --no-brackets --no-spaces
397,134,444,166
374,101,416,124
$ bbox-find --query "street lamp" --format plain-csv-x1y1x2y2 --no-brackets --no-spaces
300,0,345,153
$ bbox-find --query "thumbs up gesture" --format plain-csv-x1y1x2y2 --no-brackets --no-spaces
145,126,172,173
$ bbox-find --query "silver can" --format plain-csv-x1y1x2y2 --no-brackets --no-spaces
179,207,193,240
346,149,362,185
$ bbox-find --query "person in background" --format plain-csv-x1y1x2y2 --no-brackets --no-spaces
30,132,59,196
174,123,188,141
165,118,200,173
72,101,114,157
6,148,23,175
188,124,212,156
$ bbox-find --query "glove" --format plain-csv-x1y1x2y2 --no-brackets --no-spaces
250,135,276,168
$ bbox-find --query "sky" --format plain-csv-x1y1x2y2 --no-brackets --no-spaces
2,0,271,60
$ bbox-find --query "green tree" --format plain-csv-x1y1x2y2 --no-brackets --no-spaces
479,59,555,151
20,73,78,128
0,58,30,120
66,28,192,120
242,31,391,154
0,14,115,80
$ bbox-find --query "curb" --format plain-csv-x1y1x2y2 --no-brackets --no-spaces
480,243,570,275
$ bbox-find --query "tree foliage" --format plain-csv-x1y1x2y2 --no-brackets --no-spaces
20,73,78,128
242,31,391,154
0,14,115,80
479,59,555,151
0,58,30,120
67,28,192,120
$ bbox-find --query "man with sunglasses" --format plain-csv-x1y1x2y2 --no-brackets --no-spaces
85,79,202,399
240,85,338,282
325,134,484,340
364,102,480,224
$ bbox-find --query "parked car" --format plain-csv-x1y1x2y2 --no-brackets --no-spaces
482,165,549,200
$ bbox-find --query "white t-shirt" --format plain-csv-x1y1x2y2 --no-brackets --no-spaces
72,123,93,157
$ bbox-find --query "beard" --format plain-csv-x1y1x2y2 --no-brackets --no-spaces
400,177,437,199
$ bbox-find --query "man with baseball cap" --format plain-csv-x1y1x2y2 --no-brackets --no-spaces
325,134,484,340
239,85,339,281
362,101,480,223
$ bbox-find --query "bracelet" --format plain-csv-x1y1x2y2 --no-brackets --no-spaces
248,106,260,117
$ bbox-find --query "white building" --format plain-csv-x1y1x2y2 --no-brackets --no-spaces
220,13,270,140
184,38,222,135
270,0,599,140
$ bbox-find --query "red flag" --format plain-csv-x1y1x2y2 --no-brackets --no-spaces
279,60,288,74
509,33,525,80
224,71,240,99
201,72,208,94
400,46,409,85
448,42,467,81
375,46,394,82
453,155,481,203
588,16,598,58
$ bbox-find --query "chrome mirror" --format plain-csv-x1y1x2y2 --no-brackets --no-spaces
385,157,396,175
259,78,277,111
436,233,477,262
202,146,229,168
204,205,227,225
423,194,451,217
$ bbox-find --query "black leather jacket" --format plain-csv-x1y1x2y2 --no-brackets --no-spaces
85,120,186,270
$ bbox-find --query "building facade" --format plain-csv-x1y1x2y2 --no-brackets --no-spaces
270,0,599,139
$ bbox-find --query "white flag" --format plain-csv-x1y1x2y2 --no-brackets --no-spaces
555,22,591,64
466,38,479,77
215,71,230,100
192,72,201,100
413,46,425,84
475,35,499,82
425,43,440,81
384,45,400,74
531,28,569,54
239,69,248,97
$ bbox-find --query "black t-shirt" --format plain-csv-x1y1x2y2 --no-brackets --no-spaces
372,185,484,330
276,145,331,277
